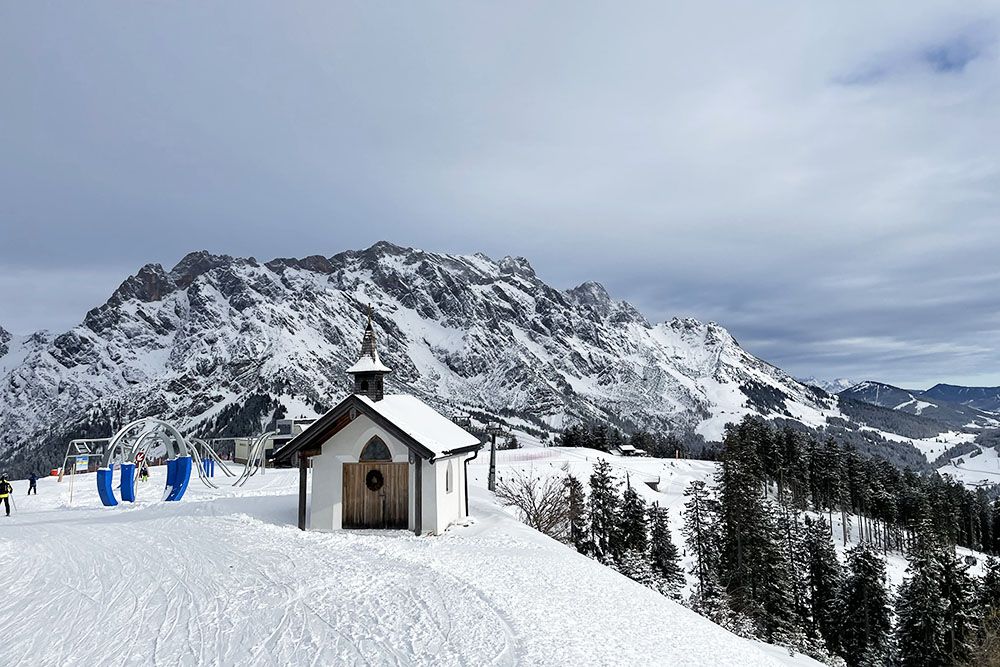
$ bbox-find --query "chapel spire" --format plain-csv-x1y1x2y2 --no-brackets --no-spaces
346,304,391,401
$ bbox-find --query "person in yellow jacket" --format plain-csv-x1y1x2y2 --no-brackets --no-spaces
0,475,11,516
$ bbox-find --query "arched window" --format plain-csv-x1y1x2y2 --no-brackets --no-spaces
446,460,454,493
360,436,391,461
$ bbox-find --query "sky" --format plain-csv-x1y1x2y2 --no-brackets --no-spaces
1,2,999,389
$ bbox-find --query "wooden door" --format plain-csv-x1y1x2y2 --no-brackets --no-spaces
342,462,408,529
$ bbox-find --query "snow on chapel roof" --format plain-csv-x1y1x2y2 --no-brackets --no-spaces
356,394,480,456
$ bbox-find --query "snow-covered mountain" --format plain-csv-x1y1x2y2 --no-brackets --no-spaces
839,381,999,430
0,242,844,475
797,376,856,395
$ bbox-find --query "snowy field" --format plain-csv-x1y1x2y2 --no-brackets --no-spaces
940,442,1000,488
0,462,817,666
860,427,977,462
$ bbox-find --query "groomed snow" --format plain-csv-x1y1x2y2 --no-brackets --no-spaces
0,466,813,666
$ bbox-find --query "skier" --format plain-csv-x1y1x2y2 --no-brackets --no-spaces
28,472,37,495
0,475,12,516
139,463,150,483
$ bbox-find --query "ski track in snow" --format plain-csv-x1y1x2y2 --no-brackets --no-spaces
0,466,807,667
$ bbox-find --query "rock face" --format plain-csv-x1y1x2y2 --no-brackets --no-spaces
0,242,836,474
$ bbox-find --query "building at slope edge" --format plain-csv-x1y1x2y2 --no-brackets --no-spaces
273,309,482,535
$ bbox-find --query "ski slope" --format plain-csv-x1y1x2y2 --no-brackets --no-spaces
0,465,816,666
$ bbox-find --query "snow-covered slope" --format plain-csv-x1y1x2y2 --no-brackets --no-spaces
0,242,841,475
0,467,815,666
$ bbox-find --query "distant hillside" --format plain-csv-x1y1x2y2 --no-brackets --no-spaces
839,381,999,431
923,384,1000,413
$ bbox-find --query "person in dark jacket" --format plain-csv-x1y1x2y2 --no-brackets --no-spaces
0,475,12,516
28,473,37,495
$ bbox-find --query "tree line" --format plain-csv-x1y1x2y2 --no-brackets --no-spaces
686,415,1000,666
501,415,1000,665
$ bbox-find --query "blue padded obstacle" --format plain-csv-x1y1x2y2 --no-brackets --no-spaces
119,462,136,502
164,456,193,502
165,457,178,489
202,458,215,478
97,468,118,507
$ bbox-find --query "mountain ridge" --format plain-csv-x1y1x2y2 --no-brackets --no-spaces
838,380,999,430
0,242,962,476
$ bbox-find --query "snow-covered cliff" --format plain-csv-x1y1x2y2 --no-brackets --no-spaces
0,242,838,474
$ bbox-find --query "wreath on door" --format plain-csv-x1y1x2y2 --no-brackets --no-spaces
365,469,385,492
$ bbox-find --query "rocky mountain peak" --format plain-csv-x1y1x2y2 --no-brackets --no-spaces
169,250,236,289
566,281,613,315
497,255,536,279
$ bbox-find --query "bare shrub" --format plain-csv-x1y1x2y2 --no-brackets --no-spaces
495,471,569,540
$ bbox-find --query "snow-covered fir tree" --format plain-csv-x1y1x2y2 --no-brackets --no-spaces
894,527,949,667
835,541,890,667
588,458,619,560
615,479,648,560
565,474,590,555
682,479,721,599
648,503,684,599
895,521,978,666
803,516,843,653
717,419,798,642
981,557,1000,613
616,548,658,589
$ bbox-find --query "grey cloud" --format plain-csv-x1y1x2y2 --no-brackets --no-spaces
1,1,999,388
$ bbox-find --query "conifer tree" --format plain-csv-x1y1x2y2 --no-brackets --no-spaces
992,497,1000,555
981,557,1000,613
835,542,890,667
615,480,648,560
648,503,684,599
565,474,590,555
895,527,948,667
802,516,843,653
717,418,798,642
588,458,619,560
937,544,978,664
617,548,657,589
683,479,721,596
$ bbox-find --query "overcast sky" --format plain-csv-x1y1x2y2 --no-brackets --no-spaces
2,2,999,389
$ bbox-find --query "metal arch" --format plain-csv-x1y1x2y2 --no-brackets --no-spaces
191,438,235,478
233,431,277,487
101,419,158,469
97,417,198,506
